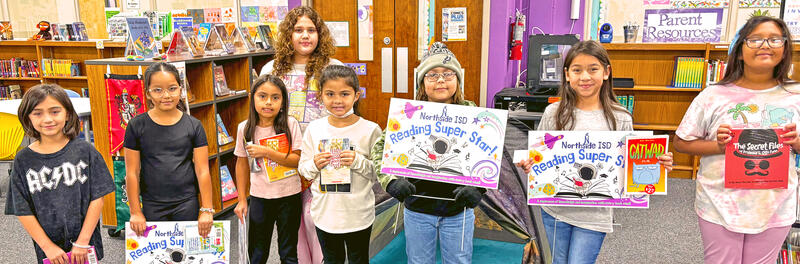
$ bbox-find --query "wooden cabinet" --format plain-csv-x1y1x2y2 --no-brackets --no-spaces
603,43,800,179
0,40,127,94
86,51,273,228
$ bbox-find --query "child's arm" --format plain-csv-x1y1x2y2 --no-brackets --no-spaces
674,124,731,156
70,197,103,264
298,129,324,180
123,147,147,237
233,157,250,223
193,146,214,238
17,216,68,264
246,144,301,167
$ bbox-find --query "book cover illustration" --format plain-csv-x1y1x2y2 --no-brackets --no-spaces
0,21,12,40
725,128,790,189
240,6,260,22
73,22,89,41
319,138,352,185
180,26,204,57
43,246,98,264
204,8,221,23
258,133,299,182
257,24,275,50
125,17,155,57
196,23,212,42
125,221,230,263
172,17,193,33
527,131,652,208
216,113,233,145
187,8,205,24
212,64,231,96
50,23,64,41
221,7,235,23
380,98,509,189
220,165,238,201
625,135,669,195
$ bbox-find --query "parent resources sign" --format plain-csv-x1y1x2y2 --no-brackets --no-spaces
643,8,723,43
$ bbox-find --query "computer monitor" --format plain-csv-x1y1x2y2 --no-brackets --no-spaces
526,34,580,95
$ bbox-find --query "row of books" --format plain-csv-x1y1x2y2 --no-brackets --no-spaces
41,59,81,77
616,95,635,113
0,84,22,100
672,56,704,89
51,22,90,41
0,59,39,78
706,59,728,86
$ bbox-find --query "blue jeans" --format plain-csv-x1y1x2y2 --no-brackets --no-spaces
404,207,475,264
540,209,606,264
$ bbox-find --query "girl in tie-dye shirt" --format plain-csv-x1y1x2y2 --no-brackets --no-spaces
675,16,800,264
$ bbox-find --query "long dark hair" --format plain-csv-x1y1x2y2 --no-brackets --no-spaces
143,62,187,112
273,6,335,88
317,65,361,116
555,40,628,130
245,75,292,157
719,16,794,86
18,83,81,140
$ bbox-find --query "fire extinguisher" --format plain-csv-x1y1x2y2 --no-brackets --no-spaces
510,11,526,60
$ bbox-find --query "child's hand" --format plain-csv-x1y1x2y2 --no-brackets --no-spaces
234,199,247,224
70,245,88,264
43,244,68,264
658,152,674,172
198,212,213,237
781,123,800,151
516,158,534,175
245,144,270,158
340,150,357,167
314,152,331,170
129,212,147,237
716,124,733,145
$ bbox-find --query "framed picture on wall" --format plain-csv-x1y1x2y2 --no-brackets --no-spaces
780,0,800,41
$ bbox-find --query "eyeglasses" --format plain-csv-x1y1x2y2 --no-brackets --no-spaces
744,37,786,49
424,72,457,82
149,86,181,96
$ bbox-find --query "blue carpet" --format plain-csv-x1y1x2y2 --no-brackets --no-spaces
371,231,524,264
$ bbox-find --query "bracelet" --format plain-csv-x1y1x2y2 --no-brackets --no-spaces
71,241,91,249
200,207,216,214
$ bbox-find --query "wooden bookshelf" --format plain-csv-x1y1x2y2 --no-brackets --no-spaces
86,50,274,228
0,40,127,94
604,42,800,179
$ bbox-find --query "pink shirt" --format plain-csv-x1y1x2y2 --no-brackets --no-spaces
676,83,800,233
234,117,303,199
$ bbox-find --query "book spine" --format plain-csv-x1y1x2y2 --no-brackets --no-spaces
628,95,635,113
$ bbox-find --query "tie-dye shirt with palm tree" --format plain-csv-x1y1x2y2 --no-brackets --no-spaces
676,83,800,233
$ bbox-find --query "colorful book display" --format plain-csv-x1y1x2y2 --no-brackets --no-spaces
230,27,257,52
671,56,704,88
124,17,156,57
204,24,234,55
526,131,652,208
216,113,233,145
706,59,727,86
258,133,299,182
725,128,790,189
616,95,635,113
220,165,238,201
257,25,275,50
625,135,669,195
319,138,352,186
1,58,40,77
125,221,230,263
380,98,509,189
196,23,213,42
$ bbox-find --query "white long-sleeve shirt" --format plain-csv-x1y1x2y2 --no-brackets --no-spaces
298,117,383,233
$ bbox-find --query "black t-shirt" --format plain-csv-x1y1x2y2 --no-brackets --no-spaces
7,139,114,263
123,112,208,202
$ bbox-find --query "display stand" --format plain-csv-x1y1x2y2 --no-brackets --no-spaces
204,24,234,55
166,29,204,57
230,27,257,52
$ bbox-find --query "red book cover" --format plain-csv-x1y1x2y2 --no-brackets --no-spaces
625,135,669,195
725,128,790,189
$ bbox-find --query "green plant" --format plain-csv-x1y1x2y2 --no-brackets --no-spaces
750,9,770,18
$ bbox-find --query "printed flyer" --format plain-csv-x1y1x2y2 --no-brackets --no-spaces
725,128,790,189
625,135,669,195
125,221,230,264
380,98,508,189
527,131,652,208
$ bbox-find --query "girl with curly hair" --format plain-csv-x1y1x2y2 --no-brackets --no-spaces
259,6,342,264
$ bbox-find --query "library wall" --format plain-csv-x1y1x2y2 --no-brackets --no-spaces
7,0,79,38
